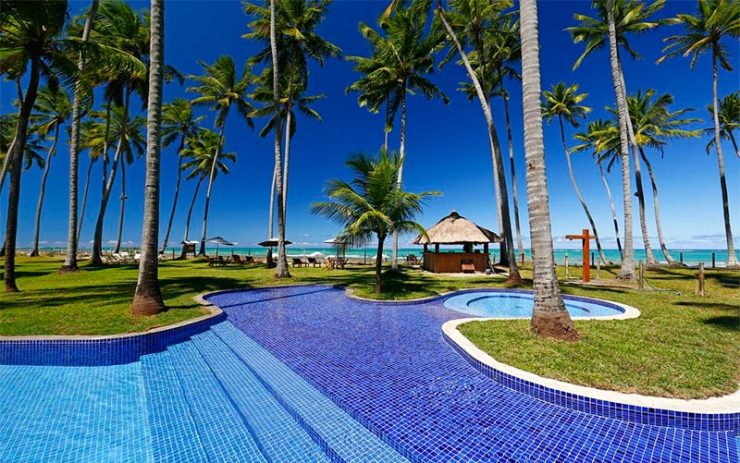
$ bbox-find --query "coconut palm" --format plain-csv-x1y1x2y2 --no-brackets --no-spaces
159,98,202,254
568,0,665,277
706,92,739,159
131,0,165,316
76,119,107,247
311,150,438,293
442,1,525,263
659,0,739,268
347,0,449,271
113,114,146,254
180,128,237,251
251,66,325,260
542,82,608,265
187,56,253,256
437,3,522,283
626,90,701,266
572,119,624,257
0,0,143,289
29,87,72,257
518,0,578,340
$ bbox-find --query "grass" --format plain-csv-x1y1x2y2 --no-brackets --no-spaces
459,265,739,399
0,256,498,335
1,256,737,399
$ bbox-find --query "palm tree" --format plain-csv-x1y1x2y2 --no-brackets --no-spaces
347,0,448,271
0,0,142,289
568,0,665,277
518,0,578,340
659,0,739,268
29,87,72,257
442,1,525,265
62,0,99,271
159,98,202,254
180,128,237,253
251,66,325,263
188,56,253,256
113,114,146,254
437,3,522,283
626,89,701,266
706,92,739,159
311,150,438,292
542,82,608,265
572,119,624,257
77,112,112,247
131,0,165,316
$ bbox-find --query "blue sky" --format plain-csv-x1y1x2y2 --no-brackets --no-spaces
2,0,738,250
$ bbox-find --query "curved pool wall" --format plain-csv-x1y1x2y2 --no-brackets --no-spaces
443,290,627,318
0,309,224,366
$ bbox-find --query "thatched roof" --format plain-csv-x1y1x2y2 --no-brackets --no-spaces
414,211,502,245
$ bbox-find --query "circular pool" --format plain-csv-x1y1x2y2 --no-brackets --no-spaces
443,291,625,318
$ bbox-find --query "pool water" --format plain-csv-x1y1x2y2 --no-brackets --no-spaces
444,291,625,318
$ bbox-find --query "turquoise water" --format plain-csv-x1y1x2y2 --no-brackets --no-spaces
443,291,625,318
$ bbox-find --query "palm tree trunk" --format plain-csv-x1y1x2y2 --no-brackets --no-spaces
438,8,520,282
91,92,130,265
391,85,407,271
485,98,507,265
271,0,290,278
181,175,203,258
618,64,657,268
375,234,385,293
77,157,96,247
711,53,738,268
62,0,99,272
198,125,225,257
518,0,578,340
266,156,277,267
500,81,525,262
558,116,608,265
639,147,678,266
4,56,41,291
606,0,635,279
160,135,185,254
598,162,622,258
282,108,292,215
114,156,127,253
31,123,60,257
131,0,165,315
729,131,739,160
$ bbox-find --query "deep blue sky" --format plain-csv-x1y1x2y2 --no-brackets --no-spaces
2,0,738,250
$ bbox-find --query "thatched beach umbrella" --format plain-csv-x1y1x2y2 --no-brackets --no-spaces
206,236,234,257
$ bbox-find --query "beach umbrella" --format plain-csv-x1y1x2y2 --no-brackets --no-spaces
324,236,349,261
257,238,293,247
207,236,234,256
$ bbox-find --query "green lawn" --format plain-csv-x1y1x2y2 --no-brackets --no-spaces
1,256,737,400
459,265,739,399
0,256,498,335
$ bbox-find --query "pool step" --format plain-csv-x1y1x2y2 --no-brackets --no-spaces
167,342,268,463
189,330,332,463
210,322,411,463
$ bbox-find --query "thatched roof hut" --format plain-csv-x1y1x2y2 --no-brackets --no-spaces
414,211,501,245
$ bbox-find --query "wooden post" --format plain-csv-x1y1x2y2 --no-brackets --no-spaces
434,243,440,254
596,258,601,281
680,252,684,265
565,254,569,279
696,263,705,296
711,252,716,269
638,261,645,290
520,252,525,265
565,228,594,282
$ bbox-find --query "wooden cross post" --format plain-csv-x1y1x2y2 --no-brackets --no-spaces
565,229,595,283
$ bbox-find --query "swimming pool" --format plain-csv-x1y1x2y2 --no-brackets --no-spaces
443,290,625,318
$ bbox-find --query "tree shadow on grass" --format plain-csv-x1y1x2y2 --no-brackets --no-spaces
701,315,739,332
674,301,740,312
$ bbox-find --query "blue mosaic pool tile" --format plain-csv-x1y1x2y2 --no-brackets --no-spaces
209,285,739,463
190,330,331,463
211,321,411,463
140,350,209,463
0,362,152,463
167,341,267,463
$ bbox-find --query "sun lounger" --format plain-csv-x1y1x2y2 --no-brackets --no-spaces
307,257,320,267
208,256,226,267
292,258,306,267
406,254,419,266
244,255,255,264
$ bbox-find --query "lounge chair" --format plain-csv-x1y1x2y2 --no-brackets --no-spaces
307,257,320,267
231,254,245,265
244,255,255,264
461,259,475,274
292,257,306,267
208,256,226,267
406,254,419,266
